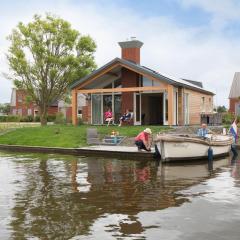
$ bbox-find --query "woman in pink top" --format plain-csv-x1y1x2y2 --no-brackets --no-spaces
135,128,152,151
104,108,114,126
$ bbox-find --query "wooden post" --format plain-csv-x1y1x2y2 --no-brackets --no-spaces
72,90,78,126
167,85,174,126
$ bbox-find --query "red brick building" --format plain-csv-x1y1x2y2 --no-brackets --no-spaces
70,39,214,126
10,88,72,121
229,72,240,115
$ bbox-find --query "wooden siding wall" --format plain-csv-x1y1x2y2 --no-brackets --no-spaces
184,89,213,125
81,100,91,124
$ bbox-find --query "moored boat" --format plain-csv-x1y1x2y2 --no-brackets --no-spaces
154,134,233,162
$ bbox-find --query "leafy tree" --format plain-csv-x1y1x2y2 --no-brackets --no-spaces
0,103,11,115
6,14,96,125
216,105,227,113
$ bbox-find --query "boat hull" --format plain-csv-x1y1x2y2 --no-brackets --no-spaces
155,135,233,162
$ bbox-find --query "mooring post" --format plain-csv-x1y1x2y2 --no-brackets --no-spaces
153,143,161,160
231,144,238,156
208,146,213,171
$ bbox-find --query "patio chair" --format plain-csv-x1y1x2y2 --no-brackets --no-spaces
122,112,134,125
87,128,101,145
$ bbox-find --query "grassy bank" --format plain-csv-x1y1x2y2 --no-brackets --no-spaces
0,125,170,148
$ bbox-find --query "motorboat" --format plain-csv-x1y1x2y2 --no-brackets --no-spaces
154,134,233,162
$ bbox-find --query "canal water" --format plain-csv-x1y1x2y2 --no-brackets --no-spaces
0,151,240,239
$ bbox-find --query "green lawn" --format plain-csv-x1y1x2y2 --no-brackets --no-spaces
0,124,170,148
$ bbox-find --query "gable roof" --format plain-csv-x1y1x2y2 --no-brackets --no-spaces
229,72,240,99
70,57,214,95
181,79,203,88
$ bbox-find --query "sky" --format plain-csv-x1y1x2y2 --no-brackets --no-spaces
1,0,240,107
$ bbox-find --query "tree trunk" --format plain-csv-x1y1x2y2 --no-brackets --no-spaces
40,106,48,126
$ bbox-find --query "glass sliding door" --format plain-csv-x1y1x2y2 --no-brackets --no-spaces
184,93,189,125
102,95,112,123
163,92,168,125
134,93,141,125
173,90,178,125
92,94,102,125
114,95,121,124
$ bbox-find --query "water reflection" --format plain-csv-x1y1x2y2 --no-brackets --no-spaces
0,151,235,239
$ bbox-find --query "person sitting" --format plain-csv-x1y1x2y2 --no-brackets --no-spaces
118,109,132,127
104,108,114,126
135,128,152,152
197,123,212,137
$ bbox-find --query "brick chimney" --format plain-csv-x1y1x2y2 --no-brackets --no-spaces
118,37,143,64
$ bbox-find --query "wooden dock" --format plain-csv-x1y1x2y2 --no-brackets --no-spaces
0,144,155,160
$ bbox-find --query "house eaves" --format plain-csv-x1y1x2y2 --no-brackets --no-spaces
70,57,214,95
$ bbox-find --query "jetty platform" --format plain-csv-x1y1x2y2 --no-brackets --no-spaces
0,144,155,160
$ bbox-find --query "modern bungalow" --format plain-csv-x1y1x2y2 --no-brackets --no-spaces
70,39,214,126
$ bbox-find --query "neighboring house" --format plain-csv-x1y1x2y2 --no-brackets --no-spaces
229,72,240,115
10,88,58,117
70,39,214,126
58,100,72,122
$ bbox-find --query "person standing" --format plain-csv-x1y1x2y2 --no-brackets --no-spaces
135,128,152,152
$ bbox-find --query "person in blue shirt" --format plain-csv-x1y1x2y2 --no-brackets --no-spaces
197,123,211,137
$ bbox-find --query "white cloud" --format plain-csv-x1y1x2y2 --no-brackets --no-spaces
179,0,240,28
1,0,240,107
180,0,240,17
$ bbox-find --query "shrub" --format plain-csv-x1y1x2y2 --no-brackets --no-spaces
34,115,40,122
0,115,21,122
222,113,233,125
222,112,240,125
20,115,34,122
47,115,56,122
78,117,83,125
54,112,66,124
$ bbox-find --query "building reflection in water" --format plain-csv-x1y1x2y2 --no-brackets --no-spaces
9,154,230,239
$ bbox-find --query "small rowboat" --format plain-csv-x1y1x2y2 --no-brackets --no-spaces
154,134,233,162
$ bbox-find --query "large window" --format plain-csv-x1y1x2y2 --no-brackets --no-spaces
140,76,161,87
201,97,205,112
92,93,122,125
27,109,32,116
114,95,121,123
102,95,112,123
208,97,212,112
142,77,152,87
92,94,102,124
165,92,168,124
184,93,189,125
